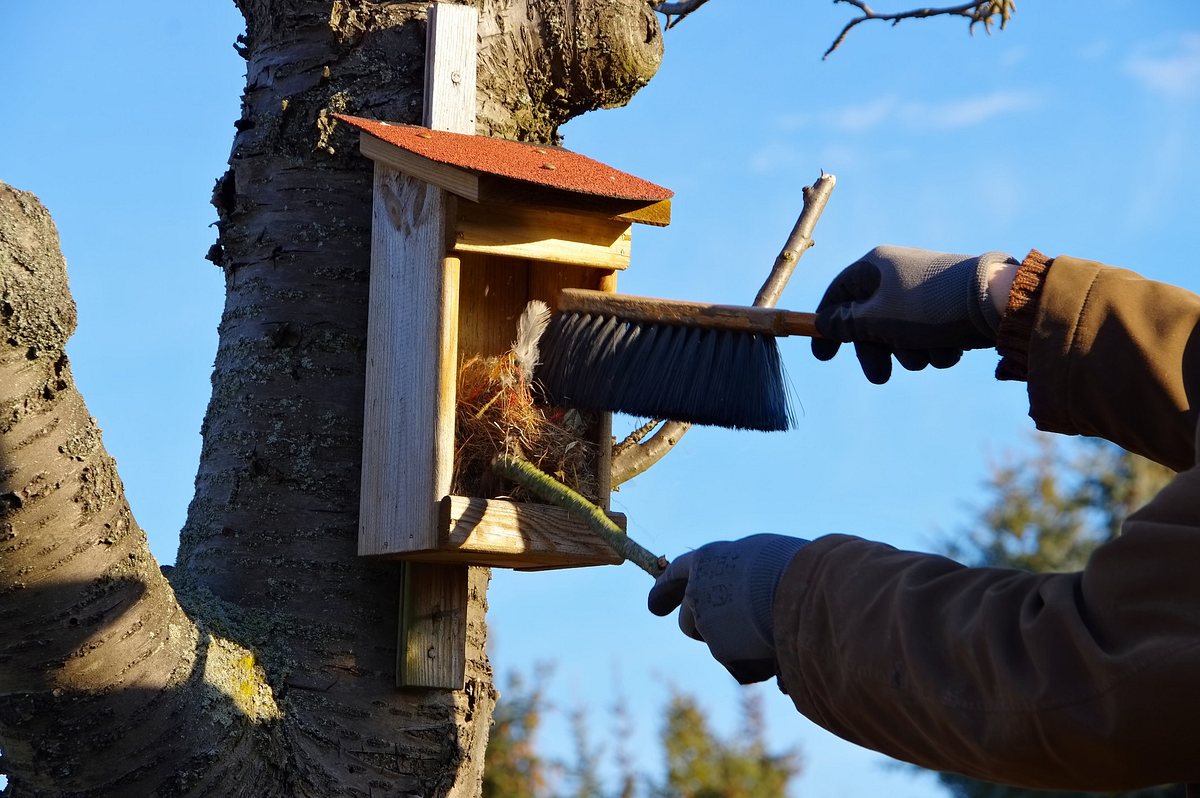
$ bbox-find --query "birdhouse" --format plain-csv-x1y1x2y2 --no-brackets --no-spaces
336,2,672,690
338,114,673,571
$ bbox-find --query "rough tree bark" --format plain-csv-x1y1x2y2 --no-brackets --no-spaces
0,1,662,795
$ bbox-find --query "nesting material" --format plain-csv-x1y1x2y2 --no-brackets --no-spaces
453,302,601,503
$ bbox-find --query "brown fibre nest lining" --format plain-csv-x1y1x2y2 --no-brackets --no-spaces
452,303,602,503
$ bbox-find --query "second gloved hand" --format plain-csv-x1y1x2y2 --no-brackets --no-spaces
811,246,1017,384
647,534,809,684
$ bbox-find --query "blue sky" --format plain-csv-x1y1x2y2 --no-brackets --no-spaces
3,2,1199,795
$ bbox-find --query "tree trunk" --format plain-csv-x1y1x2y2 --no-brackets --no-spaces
0,1,661,795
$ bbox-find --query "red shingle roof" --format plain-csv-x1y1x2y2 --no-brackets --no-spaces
335,114,673,204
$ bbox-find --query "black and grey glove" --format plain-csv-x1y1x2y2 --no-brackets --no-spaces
647,534,809,684
811,246,1017,384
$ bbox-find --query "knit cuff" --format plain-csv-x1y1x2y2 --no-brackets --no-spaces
995,249,1053,382
970,252,1019,338
749,536,810,646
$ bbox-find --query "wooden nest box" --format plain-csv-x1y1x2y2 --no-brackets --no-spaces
336,2,671,689
338,114,673,571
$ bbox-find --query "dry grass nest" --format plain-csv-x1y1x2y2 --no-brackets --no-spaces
454,352,601,503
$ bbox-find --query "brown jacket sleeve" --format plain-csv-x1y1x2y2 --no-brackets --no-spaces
1017,254,1200,471
774,256,1200,789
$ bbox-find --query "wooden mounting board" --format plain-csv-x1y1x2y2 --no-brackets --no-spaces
391,0,479,691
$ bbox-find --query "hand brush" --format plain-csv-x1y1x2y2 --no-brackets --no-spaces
535,173,836,434
534,288,821,432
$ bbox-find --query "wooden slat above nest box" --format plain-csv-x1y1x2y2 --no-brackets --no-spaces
453,201,633,270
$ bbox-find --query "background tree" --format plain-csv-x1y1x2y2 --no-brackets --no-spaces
933,436,1179,798
944,437,1174,573
483,669,552,798
610,684,640,798
566,704,607,798
654,690,798,798
482,675,798,798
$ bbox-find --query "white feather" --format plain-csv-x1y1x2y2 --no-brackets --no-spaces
512,300,551,382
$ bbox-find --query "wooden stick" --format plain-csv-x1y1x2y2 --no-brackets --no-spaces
755,174,837,307
492,454,667,577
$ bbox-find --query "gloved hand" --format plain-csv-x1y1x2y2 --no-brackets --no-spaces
647,534,809,684
811,246,1018,384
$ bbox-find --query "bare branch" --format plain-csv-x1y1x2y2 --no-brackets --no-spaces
826,0,1016,58
652,0,711,30
613,417,665,459
755,173,838,307
611,418,686,487
654,0,1015,45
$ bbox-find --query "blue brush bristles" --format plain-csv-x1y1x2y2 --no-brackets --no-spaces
535,311,794,432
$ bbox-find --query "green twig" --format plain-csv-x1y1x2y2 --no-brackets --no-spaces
492,454,667,577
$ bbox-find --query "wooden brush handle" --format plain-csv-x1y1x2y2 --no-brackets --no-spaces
557,288,820,338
